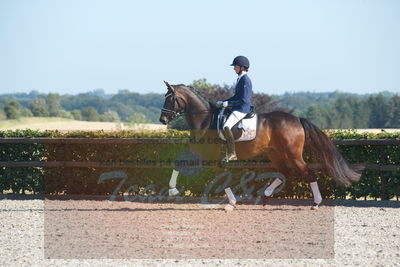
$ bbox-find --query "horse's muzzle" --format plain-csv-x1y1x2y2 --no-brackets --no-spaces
159,117,168,125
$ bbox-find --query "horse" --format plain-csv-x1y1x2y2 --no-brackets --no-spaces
159,81,362,209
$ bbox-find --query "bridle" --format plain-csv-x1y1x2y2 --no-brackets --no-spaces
161,91,215,121
161,91,184,120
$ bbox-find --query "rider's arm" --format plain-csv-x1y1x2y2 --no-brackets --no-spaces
240,77,252,105
225,77,252,107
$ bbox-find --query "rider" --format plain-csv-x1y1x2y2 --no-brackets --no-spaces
216,55,253,162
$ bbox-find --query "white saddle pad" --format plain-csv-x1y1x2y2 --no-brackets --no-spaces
218,114,258,142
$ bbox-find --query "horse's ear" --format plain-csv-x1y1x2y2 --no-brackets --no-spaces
164,80,175,92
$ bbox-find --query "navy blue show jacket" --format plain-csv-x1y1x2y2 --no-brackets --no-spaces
224,74,253,113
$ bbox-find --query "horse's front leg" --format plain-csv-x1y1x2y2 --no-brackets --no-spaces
168,169,180,196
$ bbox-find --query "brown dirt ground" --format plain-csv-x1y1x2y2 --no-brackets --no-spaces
43,199,334,259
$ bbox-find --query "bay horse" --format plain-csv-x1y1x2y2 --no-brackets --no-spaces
159,81,361,209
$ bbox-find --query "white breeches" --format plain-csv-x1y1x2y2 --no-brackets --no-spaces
223,110,247,129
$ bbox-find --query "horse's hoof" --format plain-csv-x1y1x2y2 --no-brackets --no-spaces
168,187,179,197
262,196,269,206
221,154,237,163
229,200,237,206
224,204,235,211
311,203,319,210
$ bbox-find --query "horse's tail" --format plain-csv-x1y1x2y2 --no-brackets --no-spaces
299,117,361,187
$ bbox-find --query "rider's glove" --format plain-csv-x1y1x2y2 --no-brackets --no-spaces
216,101,229,107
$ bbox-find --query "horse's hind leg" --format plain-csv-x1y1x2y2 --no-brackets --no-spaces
287,156,322,210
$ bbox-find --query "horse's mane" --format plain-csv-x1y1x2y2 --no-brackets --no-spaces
174,84,215,109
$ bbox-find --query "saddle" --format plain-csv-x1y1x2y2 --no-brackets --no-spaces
216,106,258,142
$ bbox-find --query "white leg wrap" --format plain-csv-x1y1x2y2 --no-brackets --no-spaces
310,181,322,204
224,187,236,205
168,187,180,196
264,178,283,197
169,169,179,188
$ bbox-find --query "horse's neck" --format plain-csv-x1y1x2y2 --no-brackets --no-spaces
181,88,213,131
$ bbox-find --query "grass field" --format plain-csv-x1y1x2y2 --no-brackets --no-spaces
0,117,167,131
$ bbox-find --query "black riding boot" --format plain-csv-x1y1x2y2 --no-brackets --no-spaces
222,126,237,162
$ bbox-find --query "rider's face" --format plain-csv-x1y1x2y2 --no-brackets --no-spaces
233,65,241,74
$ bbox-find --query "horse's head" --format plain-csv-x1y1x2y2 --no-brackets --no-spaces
159,81,187,125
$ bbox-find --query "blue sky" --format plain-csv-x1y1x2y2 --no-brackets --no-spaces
0,0,399,95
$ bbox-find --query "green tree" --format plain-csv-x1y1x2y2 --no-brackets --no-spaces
387,95,400,128
191,78,215,90
100,110,120,122
46,93,61,117
58,110,73,119
324,105,338,129
126,112,150,124
303,104,328,128
81,107,100,121
3,100,21,119
352,99,370,128
20,108,33,117
368,94,390,128
332,97,353,129
71,109,82,120
29,98,49,117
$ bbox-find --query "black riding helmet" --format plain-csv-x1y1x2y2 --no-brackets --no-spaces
230,56,250,68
